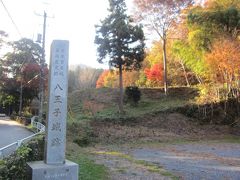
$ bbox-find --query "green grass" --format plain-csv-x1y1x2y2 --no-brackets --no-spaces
198,136,240,144
116,136,240,151
222,136,240,143
94,150,179,179
125,97,189,116
95,96,190,121
66,87,194,179
68,152,109,180
68,87,195,122
77,156,109,180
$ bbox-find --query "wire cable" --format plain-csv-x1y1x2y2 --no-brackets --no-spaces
0,0,22,37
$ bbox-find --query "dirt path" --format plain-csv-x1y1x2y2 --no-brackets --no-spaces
94,150,172,180
93,141,240,180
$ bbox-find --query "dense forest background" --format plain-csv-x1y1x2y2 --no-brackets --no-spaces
0,0,239,115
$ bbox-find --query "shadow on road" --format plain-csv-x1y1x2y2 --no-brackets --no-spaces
0,117,33,148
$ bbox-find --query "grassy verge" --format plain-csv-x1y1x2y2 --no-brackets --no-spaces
68,154,109,180
25,124,38,133
120,135,240,150
94,150,179,179
66,143,109,180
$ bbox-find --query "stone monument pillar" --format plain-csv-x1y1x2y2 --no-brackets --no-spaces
27,40,78,180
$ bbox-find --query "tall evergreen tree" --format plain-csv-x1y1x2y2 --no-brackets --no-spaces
95,0,145,113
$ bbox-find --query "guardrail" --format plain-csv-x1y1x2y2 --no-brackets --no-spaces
31,116,45,132
0,116,45,159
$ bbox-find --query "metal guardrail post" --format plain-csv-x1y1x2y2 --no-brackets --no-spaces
17,140,22,147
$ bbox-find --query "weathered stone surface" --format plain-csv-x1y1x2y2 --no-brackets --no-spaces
27,160,78,180
27,40,78,180
45,40,69,164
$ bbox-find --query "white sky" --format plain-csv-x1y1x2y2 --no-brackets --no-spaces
0,0,133,69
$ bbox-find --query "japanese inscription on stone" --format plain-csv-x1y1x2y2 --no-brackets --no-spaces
27,40,78,180
45,40,69,165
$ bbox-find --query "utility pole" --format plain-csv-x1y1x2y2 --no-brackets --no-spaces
18,61,27,116
39,11,47,122
19,80,23,116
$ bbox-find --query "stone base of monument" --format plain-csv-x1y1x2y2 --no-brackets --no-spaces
27,160,78,180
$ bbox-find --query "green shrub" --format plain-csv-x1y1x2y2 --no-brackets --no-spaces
125,86,141,106
27,136,45,161
0,146,31,180
71,122,95,147
73,137,90,147
0,136,44,180
9,111,17,120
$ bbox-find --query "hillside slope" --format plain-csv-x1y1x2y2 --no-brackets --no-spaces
68,87,197,120
67,87,238,144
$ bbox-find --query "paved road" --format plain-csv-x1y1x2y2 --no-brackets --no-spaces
0,116,33,148
131,142,240,180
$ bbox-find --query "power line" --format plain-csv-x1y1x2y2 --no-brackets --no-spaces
0,0,22,37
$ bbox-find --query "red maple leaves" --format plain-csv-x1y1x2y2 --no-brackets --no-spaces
144,63,163,85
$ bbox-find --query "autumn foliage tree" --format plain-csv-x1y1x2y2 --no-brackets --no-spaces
95,0,145,113
122,71,140,87
144,63,163,87
172,40,207,84
96,70,140,88
206,38,240,92
0,38,45,113
22,63,48,89
178,0,240,85
144,41,163,67
104,71,119,88
96,70,109,88
133,0,193,94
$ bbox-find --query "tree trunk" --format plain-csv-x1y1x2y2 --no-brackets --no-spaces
180,60,190,87
163,36,168,95
119,64,124,113
195,74,202,84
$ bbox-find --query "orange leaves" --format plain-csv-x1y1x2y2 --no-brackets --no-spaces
96,70,140,88
96,70,118,88
144,63,163,86
206,38,240,83
96,70,109,88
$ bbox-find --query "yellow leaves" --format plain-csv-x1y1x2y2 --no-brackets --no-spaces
96,70,140,88
206,37,240,83
103,70,118,88
205,0,240,9
145,41,163,67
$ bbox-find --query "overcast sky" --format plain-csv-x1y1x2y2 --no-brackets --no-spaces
0,0,134,68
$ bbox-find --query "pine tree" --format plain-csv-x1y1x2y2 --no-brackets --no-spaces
95,0,145,113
